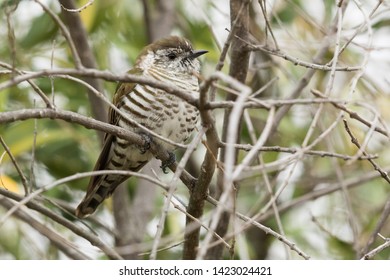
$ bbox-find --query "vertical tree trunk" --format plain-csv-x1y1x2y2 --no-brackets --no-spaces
205,0,250,260
59,0,107,134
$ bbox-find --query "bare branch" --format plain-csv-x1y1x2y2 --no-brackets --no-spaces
33,0,82,68
0,187,122,259
343,119,390,184
361,234,390,260
0,197,91,260
59,0,94,13
0,68,199,108
312,89,390,138
203,0,251,258
152,127,206,260
246,42,360,72
58,0,107,128
0,136,29,194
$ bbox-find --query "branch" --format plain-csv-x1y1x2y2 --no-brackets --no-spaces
0,197,90,259
0,136,29,194
203,0,251,259
204,195,310,260
0,108,198,191
0,108,143,146
270,1,350,135
343,119,390,184
0,68,199,108
361,235,390,260
0,186,122,259
182,73,220,259
245,42,360,72
33,0,82,68
0,62,53,108
218,142,377,161
259,165,390,222
59,0,94,12
360,195,390,258
58,0,107,131
312,89,389,138
152,127,206,260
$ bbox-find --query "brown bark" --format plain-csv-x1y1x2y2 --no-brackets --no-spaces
205,0,251,260
59,0,107,133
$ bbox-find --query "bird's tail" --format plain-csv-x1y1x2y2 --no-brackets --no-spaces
75,189,106,218
75,174,126,218
75,134,149,218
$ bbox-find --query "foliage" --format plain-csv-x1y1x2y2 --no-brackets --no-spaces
0,0,389,260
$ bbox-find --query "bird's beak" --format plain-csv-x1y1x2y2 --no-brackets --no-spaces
187,50,208,60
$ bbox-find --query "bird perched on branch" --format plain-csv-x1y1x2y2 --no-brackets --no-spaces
75,36,207,218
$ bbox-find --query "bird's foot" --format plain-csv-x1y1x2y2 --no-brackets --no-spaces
138,132,152,154
160,152,176,174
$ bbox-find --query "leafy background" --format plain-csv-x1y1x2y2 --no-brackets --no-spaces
0,0,389,259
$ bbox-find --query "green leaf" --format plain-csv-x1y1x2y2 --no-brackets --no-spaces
19,12,58,49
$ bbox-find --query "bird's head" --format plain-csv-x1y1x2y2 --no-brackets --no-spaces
136,36,208,76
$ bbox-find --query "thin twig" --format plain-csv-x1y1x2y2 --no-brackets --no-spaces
0,62,53,108
360,194,390,257
197,74,251,259
0,197,91,260
60,0,94,12
246,43,360,72
0,136,29,194
205,195,311,260
361,235,390,260
0,68,199,108
257,0,279,49
0,187,122,259
311,89,389,138
29,102,38,193
150,127,206,260
343,119,390,184
218,142,377,160
33,0,83,68
243,110,290,258
170,193,231,250
0,170,168,227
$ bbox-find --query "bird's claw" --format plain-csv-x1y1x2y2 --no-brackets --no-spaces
139,133,152,154
160,152,176,174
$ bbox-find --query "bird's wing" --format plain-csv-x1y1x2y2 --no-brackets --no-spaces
84,133,114,194
107,67,144,134
76,68,145,217
84,68,144,193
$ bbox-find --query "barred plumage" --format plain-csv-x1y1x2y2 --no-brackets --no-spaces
75,36,207,218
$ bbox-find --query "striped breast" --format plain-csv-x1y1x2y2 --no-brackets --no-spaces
117,78,199,152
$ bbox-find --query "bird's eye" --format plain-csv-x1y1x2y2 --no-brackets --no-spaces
167,52,177,60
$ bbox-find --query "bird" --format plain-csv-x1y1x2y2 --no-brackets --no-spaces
75,36,207,218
